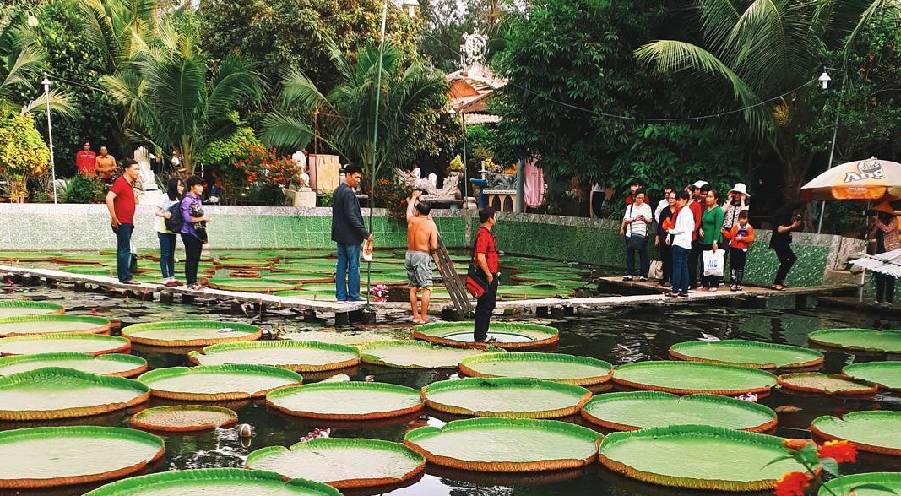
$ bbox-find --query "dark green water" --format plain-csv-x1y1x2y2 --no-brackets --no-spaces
1,284,900,496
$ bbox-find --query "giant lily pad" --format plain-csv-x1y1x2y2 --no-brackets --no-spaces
414,322,559,350
213,259,274,270
581,391,777,432
262,272,334,284
0,315,111,338
0,333,130,356
121,320,261,347
808,328,901,353
188,341,359,372
277,249,336,260
0,300,64,318
810,411,901,456
282,330,396,347
612,361,777,395
0,426,164,489
138,364,301,401
496,285,572,300
0,352,147,377
843,361,901,391
246,438,425,489
359,341,484,369
777,373,877,396
0,368,149,420
459,352,613,386
404,417,601,472
53,253,115,265
0,251,61,262
267,381,422,420
818,472,901,496
669,340,823,369
206,278,297,293
130,405,238,432
422,377,591,418
82,468,340,496
598,425,806,491
58,265,115,276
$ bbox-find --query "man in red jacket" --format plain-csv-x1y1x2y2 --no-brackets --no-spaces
75,142,96,177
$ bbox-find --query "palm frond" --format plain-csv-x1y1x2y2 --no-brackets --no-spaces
843,0,901,56
205,53,263,123
698,0,741,55
635,40,771,138
261,113,315,149
1,43,42,89
20,89,73,116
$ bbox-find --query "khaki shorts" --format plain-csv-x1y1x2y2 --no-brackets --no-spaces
405,251,433,289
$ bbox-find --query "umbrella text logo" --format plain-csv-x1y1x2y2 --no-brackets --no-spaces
843,160,884,183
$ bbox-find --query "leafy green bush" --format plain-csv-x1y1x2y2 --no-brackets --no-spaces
63,174,105,204
0,110,50,200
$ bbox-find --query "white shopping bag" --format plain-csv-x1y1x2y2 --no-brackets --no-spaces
702,249,725,277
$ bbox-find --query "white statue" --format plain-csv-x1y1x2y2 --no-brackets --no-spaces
133,146,157,191
292,151,310,190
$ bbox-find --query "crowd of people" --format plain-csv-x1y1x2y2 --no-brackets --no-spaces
621,180,804,296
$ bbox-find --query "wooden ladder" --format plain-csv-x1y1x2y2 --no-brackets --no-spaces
432,236,474,316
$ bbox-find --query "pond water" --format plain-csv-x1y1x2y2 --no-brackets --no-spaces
1,276,900,496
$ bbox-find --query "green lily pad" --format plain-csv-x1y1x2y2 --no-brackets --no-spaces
404,417,601,472
246,438,425,489
260,272,334,283
0,368,149,420
266,381,422,420
121,320,261,347
130,405,238,432
53,253,115,264
359,340,485,369
82,468,340,496
0,426,164,489
0,334,130,356
843,361,901,391
282,330,397,346
414,322,559,350
581,391,777,432
459,352,613,385
669,340,823,369
0,251,62,262
496,285,572,299
598,425,806,491
778,373,877,396
58,265,116,276
808,328,901,353
422,377,591,418
811,411,901,455
818,472,901,496
612,361,777,395
189,341,359,372
0,352,147,377
0,315,111,338
0,300,64,318
138,364,302,401
207,278,297,292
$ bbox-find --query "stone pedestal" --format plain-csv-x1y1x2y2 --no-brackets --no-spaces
483,189,519,213
287,189,317,208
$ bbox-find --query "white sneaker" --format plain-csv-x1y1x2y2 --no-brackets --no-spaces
709,286,718,292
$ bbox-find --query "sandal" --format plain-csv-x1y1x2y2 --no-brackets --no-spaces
771,285,785,291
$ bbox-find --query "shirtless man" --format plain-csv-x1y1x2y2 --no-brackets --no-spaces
405,190,438,324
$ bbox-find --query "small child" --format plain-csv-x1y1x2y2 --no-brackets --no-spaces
725,210,755,291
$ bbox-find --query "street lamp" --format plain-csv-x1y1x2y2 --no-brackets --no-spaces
817,70,832,90
817,67,843,234
42,75,58,204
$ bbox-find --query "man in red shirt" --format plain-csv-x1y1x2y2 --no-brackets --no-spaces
467,207,499,343
105,159,140,283
75,142,96,177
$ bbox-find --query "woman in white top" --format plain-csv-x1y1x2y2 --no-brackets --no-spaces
666,190,695,297
155,177,184,286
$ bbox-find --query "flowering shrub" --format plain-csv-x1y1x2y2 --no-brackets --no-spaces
371,284,390,302
371,177,412,220
234,146,300,188
772,439,864,496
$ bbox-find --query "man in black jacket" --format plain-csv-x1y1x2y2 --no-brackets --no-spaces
332,164,372,301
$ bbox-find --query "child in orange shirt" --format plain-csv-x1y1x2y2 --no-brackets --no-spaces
725,210,755,291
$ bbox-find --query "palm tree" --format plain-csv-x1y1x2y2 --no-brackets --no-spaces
634,0,900,199
102,23,264,173
0,14,70,115
262,41,449,179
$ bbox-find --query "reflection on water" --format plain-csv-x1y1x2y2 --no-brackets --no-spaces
1,282,900,496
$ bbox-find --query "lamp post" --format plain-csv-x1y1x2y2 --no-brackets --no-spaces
816,67,844,234
42,75,58,204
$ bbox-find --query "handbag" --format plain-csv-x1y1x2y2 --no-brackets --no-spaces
702,249,725,277
648,260,663,280
466,232,493,298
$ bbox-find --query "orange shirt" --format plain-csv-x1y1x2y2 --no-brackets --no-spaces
95,155,117,179
726,224,756,250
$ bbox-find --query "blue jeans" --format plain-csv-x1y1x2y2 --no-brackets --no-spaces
158,233,177,279
625,235,649,277
115,223,134,283
336,243,362,301
672,245,690,294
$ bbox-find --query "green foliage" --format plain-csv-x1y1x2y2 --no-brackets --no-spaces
198,127,262,169
62,174,105,204
448,155,464,173
0,109,50,198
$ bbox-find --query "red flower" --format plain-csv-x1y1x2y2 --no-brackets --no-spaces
818,440,857,464
774,471,812,496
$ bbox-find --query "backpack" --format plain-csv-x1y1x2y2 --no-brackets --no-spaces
164,202,185,233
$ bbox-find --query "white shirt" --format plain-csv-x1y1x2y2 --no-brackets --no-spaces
669,206,695,250
623,202,653,237
157,197,179,233
654,199,669,221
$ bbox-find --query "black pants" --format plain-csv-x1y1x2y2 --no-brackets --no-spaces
625,235,649,277
875,273,896,303
659,242,672,283
474,279,498,342
688,240,702,287
591,191,604,217
700,243,722,288
182,234,203,284
772,244,797,286
730,248,747,285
